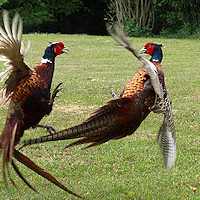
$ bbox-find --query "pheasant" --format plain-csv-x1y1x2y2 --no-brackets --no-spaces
0,10,83,199
22,24,176,170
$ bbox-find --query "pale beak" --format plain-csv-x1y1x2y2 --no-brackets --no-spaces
139,46,147,54
62,46,69,54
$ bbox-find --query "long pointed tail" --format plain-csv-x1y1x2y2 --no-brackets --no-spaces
13,149,84,199
21,98,131,148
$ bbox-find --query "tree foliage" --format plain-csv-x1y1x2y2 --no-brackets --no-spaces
0,0,199,38
106,0,154,37
106,0,199,38
154,0,200,37
1,0,108,34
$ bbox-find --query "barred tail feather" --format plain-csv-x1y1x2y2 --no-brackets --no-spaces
64,117,136,149
22,98,131,148
65,127,118,149
23,111,116,147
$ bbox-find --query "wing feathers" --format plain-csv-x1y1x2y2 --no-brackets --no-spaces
157,95,176,169
0,26,10,42
17,16,23,42
12,12,18,40
157,118,176,170
0,10,33,106
3,10,13,41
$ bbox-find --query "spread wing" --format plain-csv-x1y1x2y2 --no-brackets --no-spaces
0,10,33,106
156,94,176,169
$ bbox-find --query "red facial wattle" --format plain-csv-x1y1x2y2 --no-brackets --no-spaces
54,42,65,55
146,46,155,55
144,43,155,55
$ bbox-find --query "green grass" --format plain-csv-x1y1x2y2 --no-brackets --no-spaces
0,34,199,199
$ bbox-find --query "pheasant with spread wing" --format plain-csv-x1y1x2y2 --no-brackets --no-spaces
0,10,83,199
23,24,176,170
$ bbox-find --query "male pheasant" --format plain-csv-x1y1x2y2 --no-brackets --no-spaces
0,10,83,199
22,24,176,170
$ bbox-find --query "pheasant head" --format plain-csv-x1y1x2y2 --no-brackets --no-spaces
42,42,68,63
140,43,163,63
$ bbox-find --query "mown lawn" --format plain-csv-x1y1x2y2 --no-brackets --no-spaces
0,34,199,199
